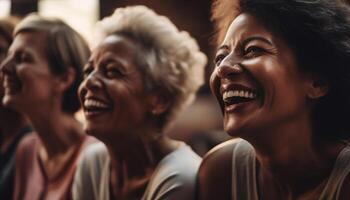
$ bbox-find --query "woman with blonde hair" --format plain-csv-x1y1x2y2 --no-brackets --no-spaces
1,15,94,200
0,16,32,200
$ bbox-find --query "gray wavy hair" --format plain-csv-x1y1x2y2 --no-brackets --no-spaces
95,5,207,131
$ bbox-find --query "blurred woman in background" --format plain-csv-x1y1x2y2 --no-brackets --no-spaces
1,15,93,200
0,16,32,200
73,5,207,200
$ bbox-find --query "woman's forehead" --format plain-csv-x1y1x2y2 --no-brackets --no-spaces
221,13,275,47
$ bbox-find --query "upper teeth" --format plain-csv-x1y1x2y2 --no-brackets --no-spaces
84,99,109,109
223,90,256,100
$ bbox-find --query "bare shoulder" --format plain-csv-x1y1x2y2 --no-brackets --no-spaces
338,170,350,199
15,132,37,156
197,138,242,200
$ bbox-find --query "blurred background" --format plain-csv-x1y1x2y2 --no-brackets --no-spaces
0,0,230,156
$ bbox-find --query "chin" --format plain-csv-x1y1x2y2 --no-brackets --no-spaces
2,96,21,111
84,126,98,136
223,118,255,138
84,125,107,141
225,127,245,138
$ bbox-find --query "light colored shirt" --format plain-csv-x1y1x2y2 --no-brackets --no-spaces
231,139,350,200
73,142,201,200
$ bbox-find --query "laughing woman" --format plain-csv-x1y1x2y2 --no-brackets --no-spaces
73,5,207,200
1,15,93,200
198,0,350,199
0,17,32,200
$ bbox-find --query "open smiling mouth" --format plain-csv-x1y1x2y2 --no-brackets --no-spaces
3,75,22,95
222,89,258,107
83,98,111,116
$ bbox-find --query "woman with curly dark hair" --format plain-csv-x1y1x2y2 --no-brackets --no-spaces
198,0,350,199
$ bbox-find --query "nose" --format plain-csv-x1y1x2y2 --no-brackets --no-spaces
86,71,104,89
79,71,103,97
216,63,244,78
0,56,15,75
0,57,16,78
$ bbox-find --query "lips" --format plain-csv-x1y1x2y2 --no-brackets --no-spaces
220,84,261,109
3,75,22,95
223,89,257,106
83,97,112,117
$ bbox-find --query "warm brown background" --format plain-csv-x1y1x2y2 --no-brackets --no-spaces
8,0,228,156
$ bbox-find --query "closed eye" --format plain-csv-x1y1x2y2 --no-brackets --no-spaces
105,64,125,79
15,52,33,63
83,65,93,78
214,53,227,66
244,46,265,58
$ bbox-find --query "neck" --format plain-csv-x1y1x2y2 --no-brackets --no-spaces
244,114,344,197
28,108,83,157
0,106,29,153
107,133,177,180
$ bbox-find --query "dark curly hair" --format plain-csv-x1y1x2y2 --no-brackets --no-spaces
212,0,350,140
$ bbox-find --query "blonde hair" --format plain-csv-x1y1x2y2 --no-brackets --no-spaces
15,14,90,113
96,5,207,131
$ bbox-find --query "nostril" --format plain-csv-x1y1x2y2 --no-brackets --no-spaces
85,75,103,90
0,59,14,74
217,63,244,78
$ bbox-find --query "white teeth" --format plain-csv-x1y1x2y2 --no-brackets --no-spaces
84,99,109,109
223,90,257,100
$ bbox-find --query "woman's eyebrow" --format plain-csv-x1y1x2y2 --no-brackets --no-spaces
216,44,229,52
242,36,273,47
216,36,273,52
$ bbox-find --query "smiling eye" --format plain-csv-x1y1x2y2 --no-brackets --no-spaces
106,67,123,78
244,46,265,58
214,54,226,66
15,52,32,63
83,66,93,78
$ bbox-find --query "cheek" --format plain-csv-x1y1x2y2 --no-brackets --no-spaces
113,88,147,121
0,74,3,96
209,69,219,92
209,70,223,104
77,81,86,102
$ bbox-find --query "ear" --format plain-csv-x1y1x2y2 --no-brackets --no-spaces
306,76,329,99
56,67,76,93
147,90,171,115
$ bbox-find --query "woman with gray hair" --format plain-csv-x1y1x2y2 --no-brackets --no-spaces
73,5,207,200
1,15,94,200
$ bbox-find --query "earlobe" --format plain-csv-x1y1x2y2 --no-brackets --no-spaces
57,67,76,92
307,79,329,99
148,91,171,115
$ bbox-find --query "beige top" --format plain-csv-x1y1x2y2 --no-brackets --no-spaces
231,139,350,200
73,142,202,200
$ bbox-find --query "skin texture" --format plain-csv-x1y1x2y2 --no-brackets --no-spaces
198,13,350,200
79,35,152,142
79,34,180,199
0,34,9,68
210,13,316,139
2,32,60,113
1,31,85,180
0,33,29,156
